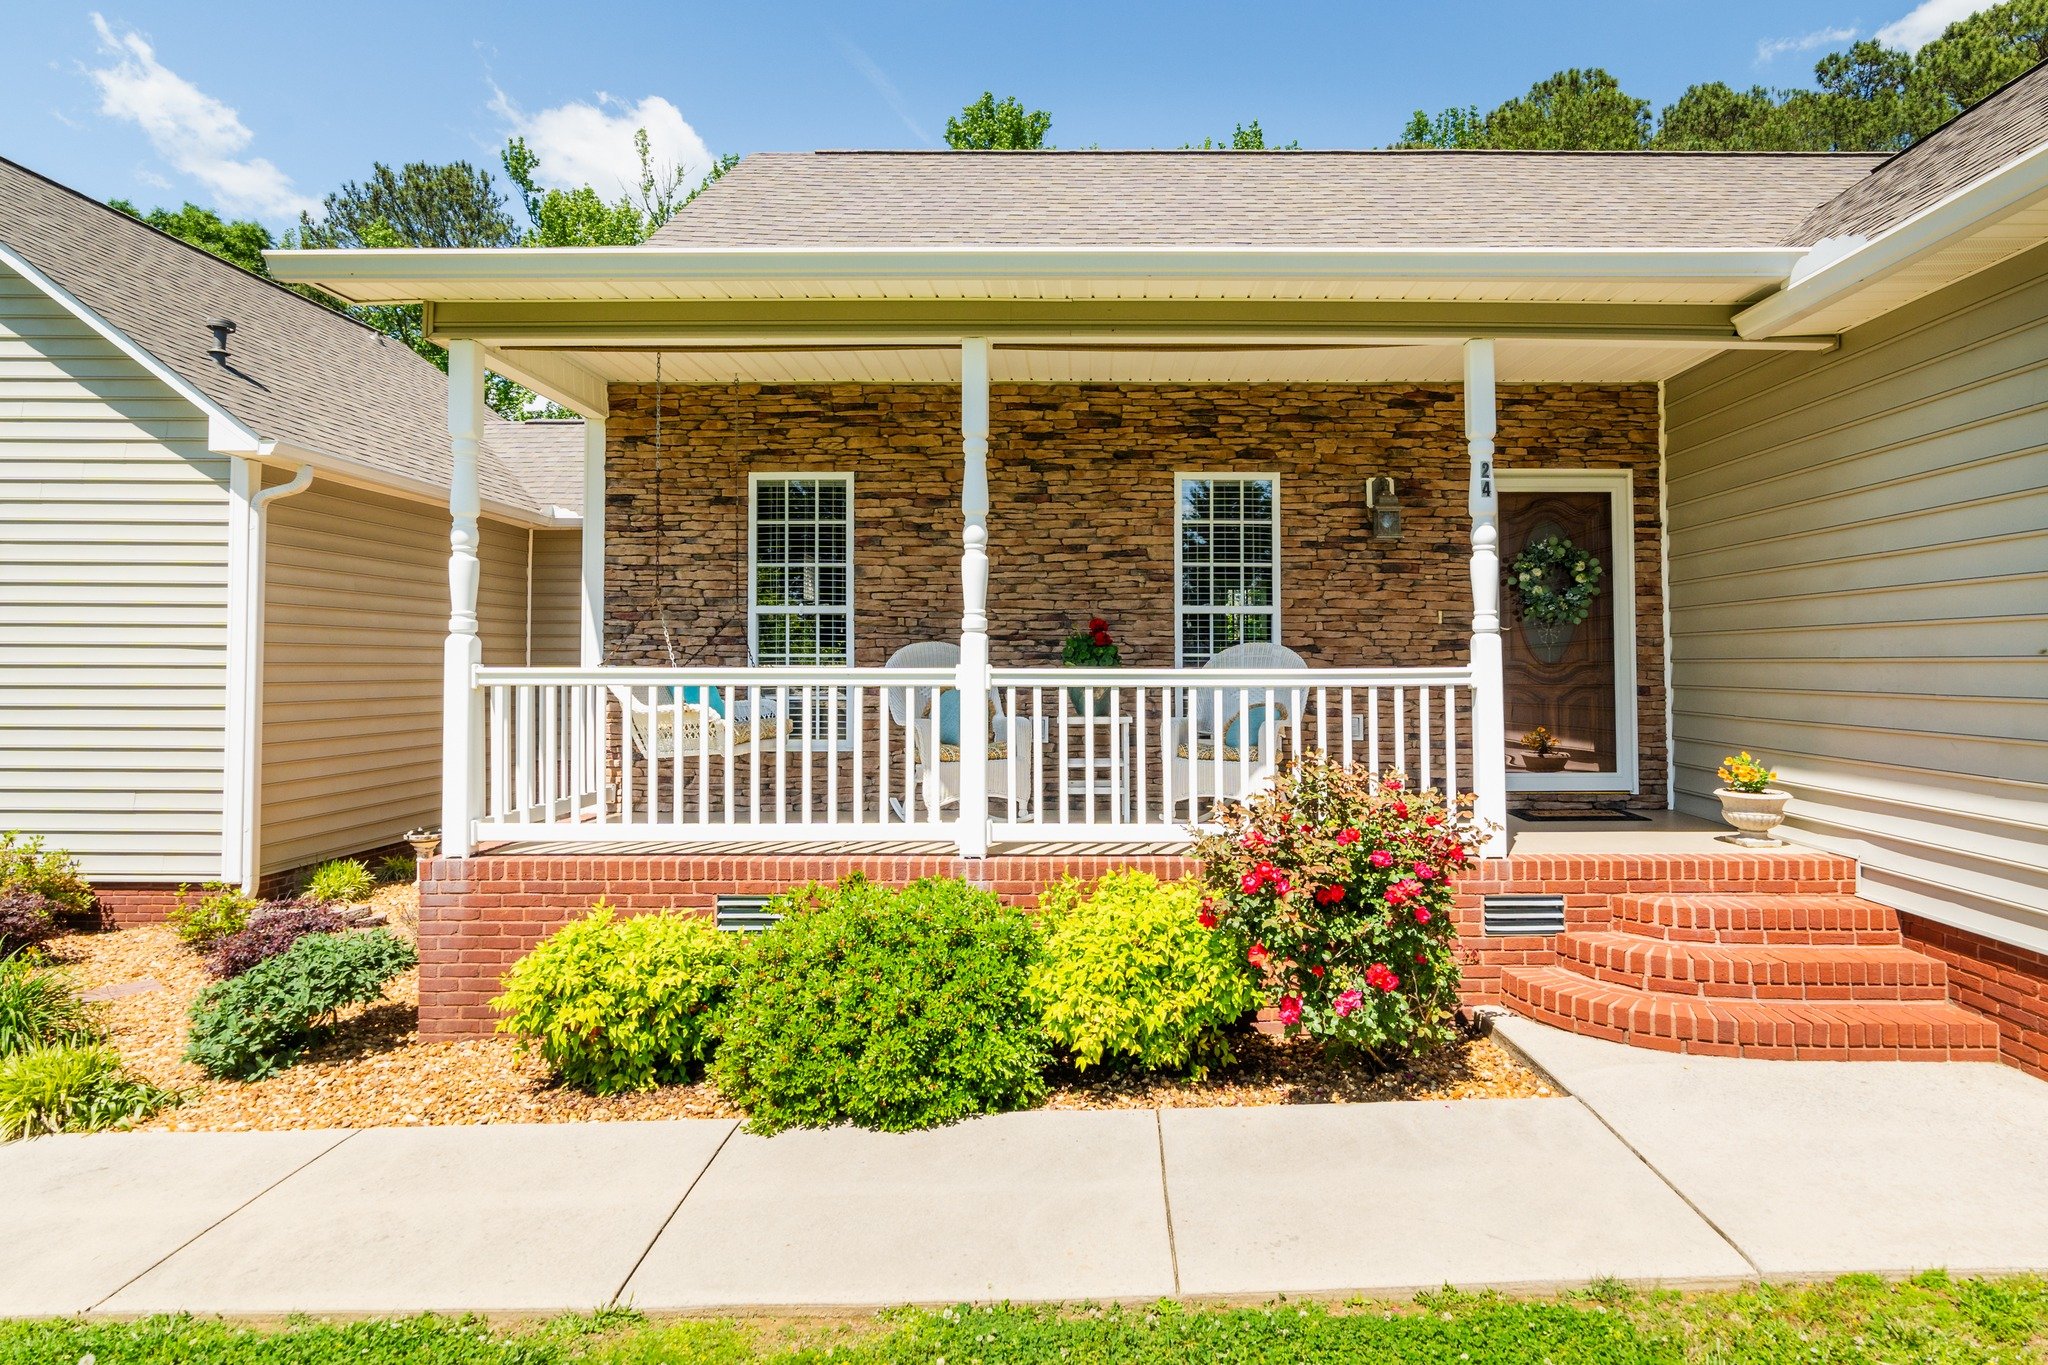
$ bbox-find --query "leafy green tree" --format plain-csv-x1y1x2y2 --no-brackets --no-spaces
944,93,1052,149
1914,0,2048,119
108,200,275,276
1186,120,1301,150
1483,68,1652,149
293,161,518,251
504,133,738,247
1396,105,1487,149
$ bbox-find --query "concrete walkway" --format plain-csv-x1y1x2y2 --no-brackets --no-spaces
5,1025,2045,1317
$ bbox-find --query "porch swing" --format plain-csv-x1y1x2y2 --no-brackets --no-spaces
611,354,786,767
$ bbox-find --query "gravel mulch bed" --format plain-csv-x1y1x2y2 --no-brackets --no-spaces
40,888,1548,1131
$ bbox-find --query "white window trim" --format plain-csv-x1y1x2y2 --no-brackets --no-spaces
746,471,856,668
1498,467,1640,795
1173,471,1283,667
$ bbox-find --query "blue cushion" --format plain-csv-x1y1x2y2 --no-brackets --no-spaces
679,685,725,717
936,690,962,746
1223,704,1270,751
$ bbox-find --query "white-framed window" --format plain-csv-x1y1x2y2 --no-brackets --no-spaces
748,473,853,667
1175,473,1281,666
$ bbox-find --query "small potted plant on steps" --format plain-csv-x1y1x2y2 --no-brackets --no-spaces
1715,752,1791,846
1062,615,1121,717
1518,726,1570,773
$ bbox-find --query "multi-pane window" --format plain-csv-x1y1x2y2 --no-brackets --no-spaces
1177,474,1279,666
750,475,852,667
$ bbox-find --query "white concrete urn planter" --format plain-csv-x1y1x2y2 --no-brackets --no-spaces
1714,788,1792,846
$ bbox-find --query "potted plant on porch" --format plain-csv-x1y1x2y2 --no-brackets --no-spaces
1062,616,1121,717
1714,751,1792,846
1518,726,1571,773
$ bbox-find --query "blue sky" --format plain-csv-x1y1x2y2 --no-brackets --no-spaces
1,0,1992,231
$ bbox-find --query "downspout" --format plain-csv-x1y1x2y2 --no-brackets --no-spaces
525,525,535,666
228,464,315,892
1657,380,1676,812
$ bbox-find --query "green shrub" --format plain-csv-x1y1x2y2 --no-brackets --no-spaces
185,929,416,1081
0,953,96,1057
377,854,417,884
305,858,376,903
168,882,259,949
713,876,1047,1134
494,906,743,1094
1028,871,1260,1079
0,831,94,918
0,1043,175,1139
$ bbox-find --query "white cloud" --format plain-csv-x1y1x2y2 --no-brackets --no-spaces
83,14,318,220
835,37,934,146
490,87,712,195
1876,0,1993,49
1754,25,1859,64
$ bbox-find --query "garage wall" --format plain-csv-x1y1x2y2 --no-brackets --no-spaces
1664,241,2048,951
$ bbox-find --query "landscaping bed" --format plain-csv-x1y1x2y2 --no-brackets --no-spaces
44,884,1545,1133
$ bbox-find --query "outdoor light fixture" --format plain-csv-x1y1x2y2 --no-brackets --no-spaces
1366,476,1402,541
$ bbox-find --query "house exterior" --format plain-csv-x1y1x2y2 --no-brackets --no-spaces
271,63,2048,1070
0,160,586,912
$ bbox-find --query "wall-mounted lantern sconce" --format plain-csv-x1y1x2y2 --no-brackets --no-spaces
1366,476,1402,542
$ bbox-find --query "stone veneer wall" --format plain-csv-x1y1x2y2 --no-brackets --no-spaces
604,382,1668,810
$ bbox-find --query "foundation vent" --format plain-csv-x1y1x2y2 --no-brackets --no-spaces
714,895,780,933
1482,894,1566,937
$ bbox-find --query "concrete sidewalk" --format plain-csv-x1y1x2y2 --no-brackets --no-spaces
4,1026,2045,1317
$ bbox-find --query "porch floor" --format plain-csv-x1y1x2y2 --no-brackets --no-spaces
479,811,1733,860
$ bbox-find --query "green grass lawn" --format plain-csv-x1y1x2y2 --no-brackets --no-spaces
4,1274,2042,1364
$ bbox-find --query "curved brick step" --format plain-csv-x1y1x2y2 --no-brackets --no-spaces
1611,893,1902,946
1500,966,2000,1060
1555,931,1950,1002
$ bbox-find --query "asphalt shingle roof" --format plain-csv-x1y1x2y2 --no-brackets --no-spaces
1794,61,2048,243
0,157,581,519
650,150,1888,250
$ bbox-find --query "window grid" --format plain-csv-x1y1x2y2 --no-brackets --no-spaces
750,475,853,669
1176,474,1279,666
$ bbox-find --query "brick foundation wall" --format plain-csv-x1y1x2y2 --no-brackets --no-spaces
89,884,184,928
604,381,1668,811
1901,914,2048,1080
416,848,1857,1039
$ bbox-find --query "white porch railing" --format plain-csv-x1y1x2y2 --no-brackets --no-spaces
469,663,1477,851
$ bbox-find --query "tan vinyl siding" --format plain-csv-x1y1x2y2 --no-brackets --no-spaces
530,529,582,665
259,481,541,875
1665,241,2048,952
0,264,229,881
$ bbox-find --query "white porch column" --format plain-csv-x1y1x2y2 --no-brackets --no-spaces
442,339,486,858
579,416,606,667
956,337,993,858
1464,338,1509,856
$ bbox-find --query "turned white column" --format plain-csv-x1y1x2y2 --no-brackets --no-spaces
1465,338,1509,856
442,339,486,857
956,337,993,858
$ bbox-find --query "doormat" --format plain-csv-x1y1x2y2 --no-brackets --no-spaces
1511,804,1651,823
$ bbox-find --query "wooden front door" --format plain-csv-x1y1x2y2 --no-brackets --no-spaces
1501,489,1620,778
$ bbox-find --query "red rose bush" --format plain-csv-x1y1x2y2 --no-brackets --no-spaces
1193,755,1491,1063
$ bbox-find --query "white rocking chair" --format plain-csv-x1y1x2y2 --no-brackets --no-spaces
1172,641,1309,815
884,642,1037,820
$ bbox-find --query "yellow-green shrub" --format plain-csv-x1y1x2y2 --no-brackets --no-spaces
493,906,743,1094
1027,871,1259,1078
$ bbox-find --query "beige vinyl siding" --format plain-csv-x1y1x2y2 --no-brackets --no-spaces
259,481,545,875
1665,241,2048,952
530,529,582,665
0,264,229,881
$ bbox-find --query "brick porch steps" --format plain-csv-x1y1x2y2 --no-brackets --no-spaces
1553,932,1951,1002
1611,892,1906,945
1502,889,1999,1060
1500,966,2001,1060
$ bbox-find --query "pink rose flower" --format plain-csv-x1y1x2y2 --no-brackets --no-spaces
1239,871,1261,894
1413,906,1432,924
1365,962,1401,991
1333,988,1364,1017
1335,828,1361,846
1368,849,1395,870
1313,885,1344,906
1198,910,1219,929
1413,862,1436,881
1277,996,1302,1025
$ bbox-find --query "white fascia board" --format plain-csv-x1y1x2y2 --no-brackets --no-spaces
0,241,268,455
1736,138,2048,339
269,244,1806,302
257,441,573,529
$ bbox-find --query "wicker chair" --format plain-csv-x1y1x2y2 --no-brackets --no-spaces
609,684,786,764
884,642,1036,820
1172,640,1309,816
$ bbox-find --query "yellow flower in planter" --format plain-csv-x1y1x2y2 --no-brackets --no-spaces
1717,752,1777,793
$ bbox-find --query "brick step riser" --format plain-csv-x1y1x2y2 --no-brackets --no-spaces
1554,936,1950,1003
1501,968,2000,1062
1609,894,1902,946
